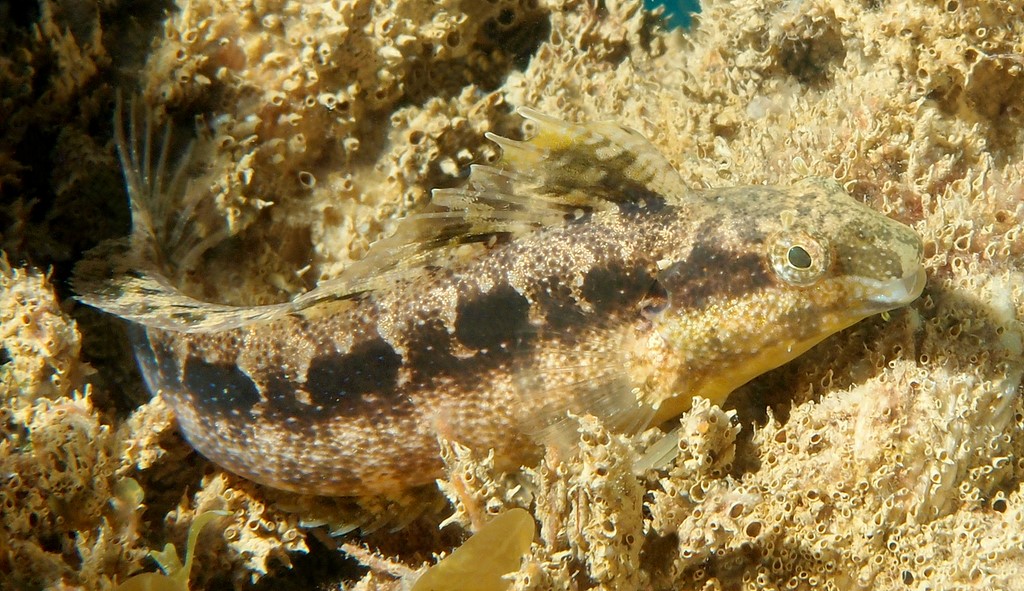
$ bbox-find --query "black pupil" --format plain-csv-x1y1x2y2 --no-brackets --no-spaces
788,245,812,269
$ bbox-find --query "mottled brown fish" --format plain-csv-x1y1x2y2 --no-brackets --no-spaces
74,103,925,496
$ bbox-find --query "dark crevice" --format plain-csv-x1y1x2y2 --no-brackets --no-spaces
777,28,846,87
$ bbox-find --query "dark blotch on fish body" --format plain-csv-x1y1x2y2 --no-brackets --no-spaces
661,243,772,309
305,338,403,408
183,356,261,416
534,276,590,333
455,284,531,351
404,317,466,379
581,262,657,314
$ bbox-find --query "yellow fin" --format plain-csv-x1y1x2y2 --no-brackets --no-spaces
489,107,689,207
346,108,691,289
76,106,688,334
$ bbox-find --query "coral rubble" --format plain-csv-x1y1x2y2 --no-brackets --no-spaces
1,0,1022,589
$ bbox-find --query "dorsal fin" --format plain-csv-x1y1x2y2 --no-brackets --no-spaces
488,107,688,208
341,107,690,289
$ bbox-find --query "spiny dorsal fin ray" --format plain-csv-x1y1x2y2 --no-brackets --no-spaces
491,107,689,208
114,95,233,276
338,107,690,292
73,239,306,332
76,97,387,332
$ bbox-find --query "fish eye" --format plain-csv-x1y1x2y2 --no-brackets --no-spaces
787,245,813,269
769,232,830,286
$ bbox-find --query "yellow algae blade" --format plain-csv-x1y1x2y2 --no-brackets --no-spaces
411,508,535,591
115,510,229,591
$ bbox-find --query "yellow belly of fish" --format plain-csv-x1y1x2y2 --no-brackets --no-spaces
651,325,856,425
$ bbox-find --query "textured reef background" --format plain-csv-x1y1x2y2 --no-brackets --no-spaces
1,0,1023,589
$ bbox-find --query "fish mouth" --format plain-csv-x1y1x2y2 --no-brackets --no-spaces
853,267,927,312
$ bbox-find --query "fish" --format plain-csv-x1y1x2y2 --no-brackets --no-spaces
73,101,926,496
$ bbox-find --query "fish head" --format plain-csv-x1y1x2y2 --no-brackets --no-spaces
760,176,926,319
643,177,924,421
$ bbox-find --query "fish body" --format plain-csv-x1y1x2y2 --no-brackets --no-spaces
75,105,925,495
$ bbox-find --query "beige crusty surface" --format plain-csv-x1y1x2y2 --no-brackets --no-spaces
0,0,1022,589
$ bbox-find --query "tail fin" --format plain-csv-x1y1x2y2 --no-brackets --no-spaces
112,95,222,274
73,96,299,333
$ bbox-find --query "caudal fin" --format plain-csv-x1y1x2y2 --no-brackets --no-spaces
72,96,299,333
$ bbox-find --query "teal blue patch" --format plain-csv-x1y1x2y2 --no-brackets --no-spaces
644,0,700,29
